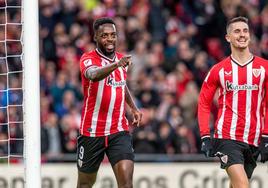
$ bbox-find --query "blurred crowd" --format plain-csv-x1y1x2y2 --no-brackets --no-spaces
1,0,268,161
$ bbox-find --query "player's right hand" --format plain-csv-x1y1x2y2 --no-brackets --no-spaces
117,55,132,67
201,137,214,157
259,136,268,163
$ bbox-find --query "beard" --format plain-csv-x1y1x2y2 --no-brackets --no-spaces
99,45,115,57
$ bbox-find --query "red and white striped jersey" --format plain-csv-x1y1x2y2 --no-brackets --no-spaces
79,49,129,137
198,55,268,146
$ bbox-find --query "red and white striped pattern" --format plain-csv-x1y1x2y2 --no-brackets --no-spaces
79,49,129,137
198,56,268,146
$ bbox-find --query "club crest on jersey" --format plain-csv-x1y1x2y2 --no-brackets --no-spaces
224,71,232,76
252,68,261,77
107,76,126,87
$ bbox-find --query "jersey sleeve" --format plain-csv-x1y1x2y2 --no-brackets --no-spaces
198,65,219,138
80,53,99,78
263,65,268,137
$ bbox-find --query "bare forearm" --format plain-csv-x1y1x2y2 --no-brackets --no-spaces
85,55,132,81
125,86,138,111
85,63,118,81
125,85,142,127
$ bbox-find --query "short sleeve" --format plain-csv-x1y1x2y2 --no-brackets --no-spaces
80,53,99,78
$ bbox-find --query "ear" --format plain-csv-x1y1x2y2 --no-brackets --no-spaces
225,34,230,43
93,34,97,42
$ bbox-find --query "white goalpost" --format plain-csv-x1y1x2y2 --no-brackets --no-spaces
23,0,41,187
0,0,41,187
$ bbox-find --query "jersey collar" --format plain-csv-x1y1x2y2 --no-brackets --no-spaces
95,48,116,62
230,55,254,67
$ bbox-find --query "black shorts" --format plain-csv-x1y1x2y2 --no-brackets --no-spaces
213,139,258,179
77,131,134,173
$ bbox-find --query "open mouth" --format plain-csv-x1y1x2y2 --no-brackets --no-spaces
237,40,247,45
106,44,114,50
237,38,247,43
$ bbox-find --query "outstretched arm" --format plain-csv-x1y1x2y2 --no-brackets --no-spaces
85,55,132,82
85,63,118,81
125,85,142,127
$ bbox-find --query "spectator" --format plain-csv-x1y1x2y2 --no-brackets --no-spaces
41,113,62,158
5,0,268,160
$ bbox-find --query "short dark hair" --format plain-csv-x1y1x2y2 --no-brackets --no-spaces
226,16,249,33
93,17,116,32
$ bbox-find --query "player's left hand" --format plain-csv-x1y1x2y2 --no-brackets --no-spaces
201,137,214,157
259,136,268,163
131,109,142,127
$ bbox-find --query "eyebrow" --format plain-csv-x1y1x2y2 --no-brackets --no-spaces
232,27,249,31
101,31,116,35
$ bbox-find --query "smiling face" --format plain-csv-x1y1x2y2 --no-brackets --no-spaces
95,23,117,58
225,21,250,50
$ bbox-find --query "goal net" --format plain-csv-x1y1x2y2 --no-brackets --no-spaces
0,0,41,187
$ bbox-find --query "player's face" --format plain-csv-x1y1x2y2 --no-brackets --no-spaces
225,21,250,50
95,23,117,57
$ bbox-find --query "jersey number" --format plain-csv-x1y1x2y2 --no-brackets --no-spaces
79,146,84,159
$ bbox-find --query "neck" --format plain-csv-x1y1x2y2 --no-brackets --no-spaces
97,47,115,59
230,47,252,65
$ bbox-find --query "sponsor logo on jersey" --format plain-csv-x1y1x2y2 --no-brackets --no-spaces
225,80,258,91
107,76,126,87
